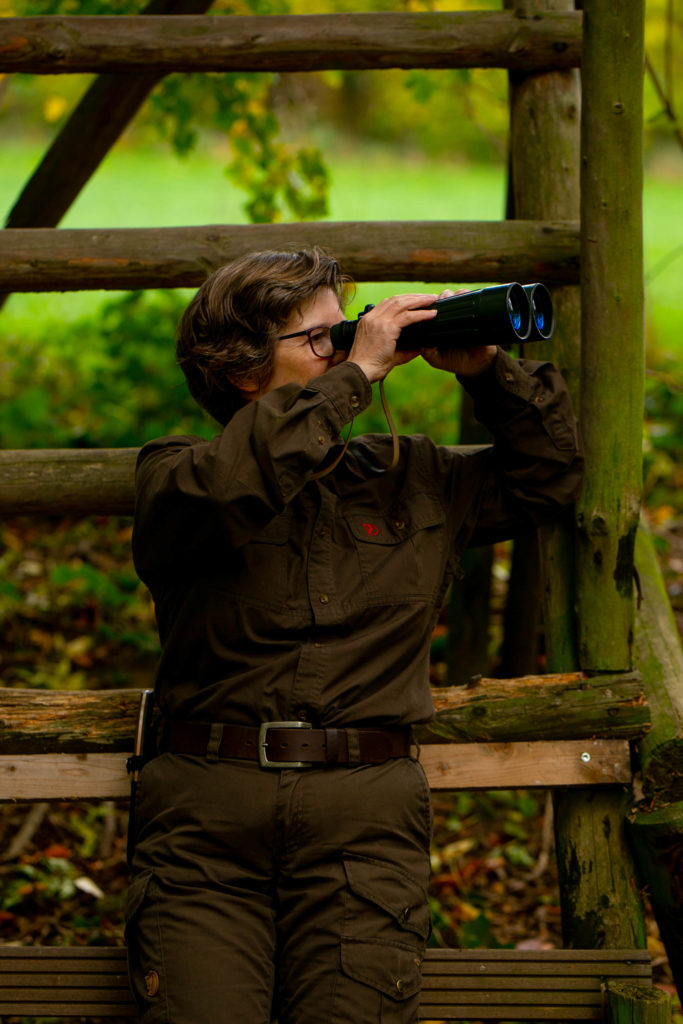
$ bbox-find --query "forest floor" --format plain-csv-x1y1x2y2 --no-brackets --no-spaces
0,514,681,1018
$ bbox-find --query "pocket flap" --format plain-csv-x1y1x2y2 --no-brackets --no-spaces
341,937,423,1001
342,854,430,939
345,494,444,547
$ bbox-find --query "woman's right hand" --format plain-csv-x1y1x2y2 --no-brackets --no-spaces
346,293,438,384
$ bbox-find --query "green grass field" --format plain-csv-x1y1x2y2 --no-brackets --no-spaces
2,139,680,342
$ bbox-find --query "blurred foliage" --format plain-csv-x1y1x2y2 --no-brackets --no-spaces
0,290,209,448
643,360,683,519
0,516,159,690
1,0,680,178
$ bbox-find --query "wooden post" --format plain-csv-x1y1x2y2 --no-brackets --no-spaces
506,0,648,953
504,0,582,676
633,525,683,805
629,803,683,1001
605,981,671,1024
629,523,683,1000
575,0,645,672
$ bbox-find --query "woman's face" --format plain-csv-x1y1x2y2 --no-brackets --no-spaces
256,287,345,399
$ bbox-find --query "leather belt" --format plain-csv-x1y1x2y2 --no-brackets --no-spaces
162,720,413,769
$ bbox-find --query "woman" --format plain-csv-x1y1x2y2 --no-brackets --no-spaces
128,247,582,1024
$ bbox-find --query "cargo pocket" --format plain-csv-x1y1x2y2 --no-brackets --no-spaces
333,853,430,1023
124,871,167,1024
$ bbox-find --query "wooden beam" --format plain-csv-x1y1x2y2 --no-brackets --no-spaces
0,448,138,517
0,11,582,74
0,220,580,292
0,676,648,755
0,740,632,801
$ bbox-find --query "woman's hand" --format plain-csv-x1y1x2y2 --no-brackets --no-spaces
421,289,498,378
346,293,438,384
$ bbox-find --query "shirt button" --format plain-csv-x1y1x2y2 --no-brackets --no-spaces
319,526,328,537
504,372,514,383
296,708,308,721
319,593,330,604
317,435,326,445
394,519,406,530
534,395,545,404
349,393,360,409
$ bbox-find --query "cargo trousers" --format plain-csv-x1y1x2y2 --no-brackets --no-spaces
125,750,432,1024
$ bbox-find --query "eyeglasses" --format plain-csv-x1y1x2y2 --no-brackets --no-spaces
278,325,335,358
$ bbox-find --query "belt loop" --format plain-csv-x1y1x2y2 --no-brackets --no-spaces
410,725,421,760
346,728,361,765
206,723,224,763
325,728,339,764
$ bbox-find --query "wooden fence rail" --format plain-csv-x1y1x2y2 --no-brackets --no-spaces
0,681,644,799
0,673,648,753
0,221,580,292
0,11,582,74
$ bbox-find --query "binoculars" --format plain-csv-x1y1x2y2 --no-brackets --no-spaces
329,283,553,351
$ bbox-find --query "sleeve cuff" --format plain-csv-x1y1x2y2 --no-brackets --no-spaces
458,347,536,404
306,360,373,422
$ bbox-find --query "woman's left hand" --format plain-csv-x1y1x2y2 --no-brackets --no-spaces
421,289,498,378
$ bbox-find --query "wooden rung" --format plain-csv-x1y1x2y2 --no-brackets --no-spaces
0,738,632,801
0,221,580,293
0,12,582,75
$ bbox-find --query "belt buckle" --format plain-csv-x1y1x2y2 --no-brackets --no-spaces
259,720,313,769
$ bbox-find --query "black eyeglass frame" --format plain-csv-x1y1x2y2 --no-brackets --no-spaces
278,324,336,358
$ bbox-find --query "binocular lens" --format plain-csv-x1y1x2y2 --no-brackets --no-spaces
523,283,554,340
507,296,523,333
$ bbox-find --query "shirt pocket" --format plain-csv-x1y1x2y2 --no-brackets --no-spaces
215,509,294,610
336,852,430,1016
344,493,445,603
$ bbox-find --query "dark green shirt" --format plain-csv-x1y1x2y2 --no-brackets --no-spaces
132,350,583,727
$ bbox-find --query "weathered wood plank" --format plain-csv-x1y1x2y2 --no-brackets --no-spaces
0,675,648,754
0,221,580,292
422,739,631,790
0,740,631,800
0,12,582,74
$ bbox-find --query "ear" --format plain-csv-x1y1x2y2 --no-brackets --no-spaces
227,373,262,401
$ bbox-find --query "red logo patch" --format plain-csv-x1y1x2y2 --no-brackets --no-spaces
363,522,380,537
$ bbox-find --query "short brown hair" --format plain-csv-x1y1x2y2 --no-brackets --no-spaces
176,247,352,425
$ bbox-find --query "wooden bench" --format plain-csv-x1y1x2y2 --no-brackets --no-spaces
0,946,658,1022
0,682,672,1024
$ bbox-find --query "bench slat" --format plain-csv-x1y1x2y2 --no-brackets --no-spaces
0,946,652,1022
